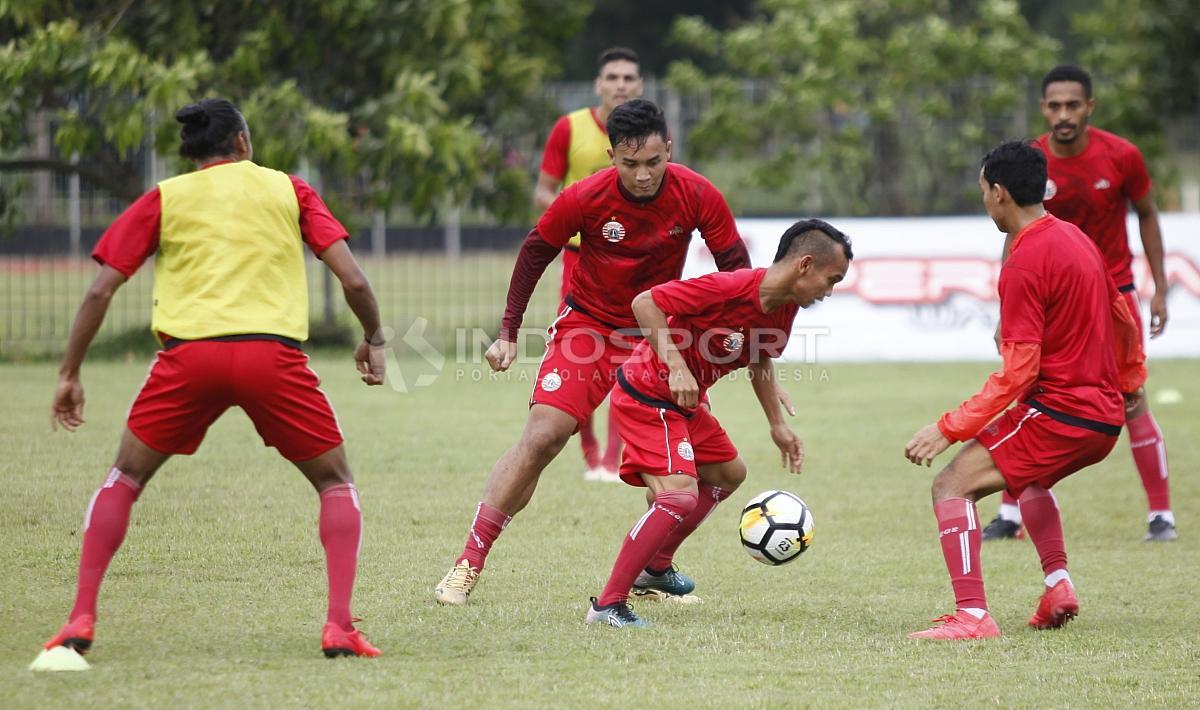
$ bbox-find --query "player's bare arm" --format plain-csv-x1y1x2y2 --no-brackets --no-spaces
1132,190,1169,338
631,289,698,408
749,358,803,473
51,265,128,432
320,240,385,386
533,171,562,214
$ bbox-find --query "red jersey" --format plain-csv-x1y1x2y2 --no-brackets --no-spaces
1000,214,1124,428
536,164,741,328
1034,128,1151,288
92,163,348,278
620,268,798,410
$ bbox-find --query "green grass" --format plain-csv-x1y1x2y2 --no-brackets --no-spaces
1,357,1198,707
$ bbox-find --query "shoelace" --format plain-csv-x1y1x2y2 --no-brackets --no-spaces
928,614,957,625
613,604,640,623
445,564,478,592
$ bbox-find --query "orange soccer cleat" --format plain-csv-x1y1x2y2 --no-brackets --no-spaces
908,610,1002,640
1028,580,1079,630
43,614,95,653
321,621,382,658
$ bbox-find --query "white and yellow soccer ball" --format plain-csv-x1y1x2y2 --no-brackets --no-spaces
739,490,813,565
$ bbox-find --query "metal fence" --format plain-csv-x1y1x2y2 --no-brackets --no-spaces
3,79,1199,357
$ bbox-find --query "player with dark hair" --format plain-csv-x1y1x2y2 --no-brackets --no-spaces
535,47,643,482
435,98,752,606
905,140,1145,640
43,98,385,658
587,220,852,627
983,64,1176,543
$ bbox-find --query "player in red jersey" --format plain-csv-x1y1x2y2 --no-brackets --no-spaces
905,141,1145,640
42,99,385,658
535,47,643,482
983,65,1176,543
584,220,852,627
434,99,752,605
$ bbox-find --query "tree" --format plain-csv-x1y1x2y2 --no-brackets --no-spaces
666,0,1059,216
0,1,590,226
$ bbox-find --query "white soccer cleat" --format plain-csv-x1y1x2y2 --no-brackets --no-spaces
435,559,480,606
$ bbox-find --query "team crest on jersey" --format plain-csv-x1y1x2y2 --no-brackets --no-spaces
603,219,626,243
722,331,745,353
1093,178,1111,190
668,225,686,238
541,371,562,392
1044,179,1057,200
676,440,695,461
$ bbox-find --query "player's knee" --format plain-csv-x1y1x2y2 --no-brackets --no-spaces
930,466,964,502
709,458,746,491
655,487,699,517
522,422,572,459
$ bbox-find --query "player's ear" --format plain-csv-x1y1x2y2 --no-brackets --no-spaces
1085,97,1095,117
665,139,673,161
607,148,615,163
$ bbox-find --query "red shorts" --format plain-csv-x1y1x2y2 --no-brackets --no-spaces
127,340,344,461
609,384,738,487
560,247,579,301
530,305,640,426
1121,289,1145,346
976,403,1118,496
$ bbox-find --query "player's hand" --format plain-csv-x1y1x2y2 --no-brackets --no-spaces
905,423,951,467
776,382,796,417
1149,292,1168,338
354,339,386,386
51,375,85,432
992,320,1002,354
668,365,700,409
771,423,804,474
485,338,518,372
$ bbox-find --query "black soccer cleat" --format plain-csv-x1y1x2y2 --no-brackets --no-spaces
981,515,1023,541
1144,515,1178,542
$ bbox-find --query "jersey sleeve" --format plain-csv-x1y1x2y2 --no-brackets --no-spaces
937,341,1041,442
534,183,583,248
695,180,741,254
1120,141,1151,202
650,271,742,317
539,116,572,181
289,176,350,255
998,264,1044,344
91,188,161,278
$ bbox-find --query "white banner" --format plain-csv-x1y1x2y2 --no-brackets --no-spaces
684,214,1200,362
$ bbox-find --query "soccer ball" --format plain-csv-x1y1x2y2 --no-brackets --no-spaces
739,490,813,565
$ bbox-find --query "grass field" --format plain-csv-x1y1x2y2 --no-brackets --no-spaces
1,356,1197,708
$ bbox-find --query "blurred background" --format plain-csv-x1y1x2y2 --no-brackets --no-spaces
1,0,1197,358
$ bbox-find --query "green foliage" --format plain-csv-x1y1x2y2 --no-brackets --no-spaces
1071,0,1199,195
0,1,589,224
668,0,1059,215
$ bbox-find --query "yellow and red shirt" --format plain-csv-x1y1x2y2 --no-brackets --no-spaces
540,107,613,249
92,160,348,343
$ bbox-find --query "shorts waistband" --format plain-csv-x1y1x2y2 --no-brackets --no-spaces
562,294,644,338
1025,398,1122,436
1117,283,1136,293
162,333,304,351
616,367,694,419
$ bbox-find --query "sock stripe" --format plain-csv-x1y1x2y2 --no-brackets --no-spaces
959,530,971,574
628,507,656,541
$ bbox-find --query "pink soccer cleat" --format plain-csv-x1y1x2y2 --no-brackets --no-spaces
909,610,1002,640
1028,580,1079,630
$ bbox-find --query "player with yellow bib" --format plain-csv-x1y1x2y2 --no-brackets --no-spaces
534,47,643,483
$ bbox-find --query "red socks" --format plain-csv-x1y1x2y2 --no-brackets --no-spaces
648,482,728,571
1018,485,1066,575
601,406,622,471
319,483,362,632
932,497,987,612
1127,411,1171,512
579,415,601,470
70,468,142,621
598,489,698,607
457,501,512,572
